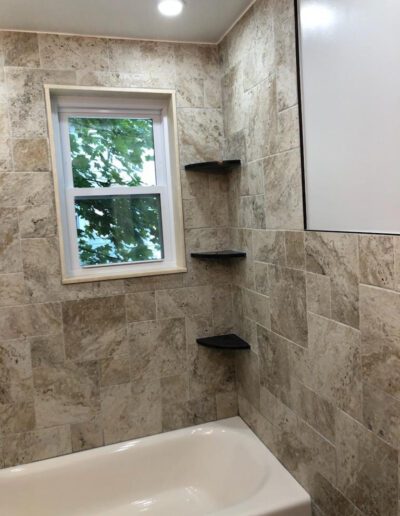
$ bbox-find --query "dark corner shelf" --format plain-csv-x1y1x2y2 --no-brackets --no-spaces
197,334,250,351
185,160,241,173
191,250,246,259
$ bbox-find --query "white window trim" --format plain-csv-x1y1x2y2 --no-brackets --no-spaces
45,85,187,284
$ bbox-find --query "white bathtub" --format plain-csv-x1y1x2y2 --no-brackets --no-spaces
0,417,311,516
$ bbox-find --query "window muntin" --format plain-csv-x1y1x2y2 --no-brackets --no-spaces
50,92,183,282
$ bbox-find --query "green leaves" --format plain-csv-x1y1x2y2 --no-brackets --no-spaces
69,117,163,266
69,117,156,188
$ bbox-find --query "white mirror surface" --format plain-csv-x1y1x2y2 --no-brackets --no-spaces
298,0,400,234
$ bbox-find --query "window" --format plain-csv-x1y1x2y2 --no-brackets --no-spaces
46,87,186,283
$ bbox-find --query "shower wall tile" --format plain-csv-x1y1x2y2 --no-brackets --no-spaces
1,32,40,68
63,296,127,361
3,425,71,467
0,30,232,469
359,234,395,289
12,138,50,172
336,410,398,516
39,34,109,71
219,1,400,514
360,284,400,399
269,265,307,346
0,208,22,273
306,232,359,329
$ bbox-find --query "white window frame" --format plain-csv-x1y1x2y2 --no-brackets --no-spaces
45,86,186,284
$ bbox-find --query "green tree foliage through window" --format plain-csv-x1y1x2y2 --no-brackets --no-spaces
69,117,163,266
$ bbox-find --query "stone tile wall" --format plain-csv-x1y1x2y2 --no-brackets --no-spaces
0,32,237,466
220,1,400,515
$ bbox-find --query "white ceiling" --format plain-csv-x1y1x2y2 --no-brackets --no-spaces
0,0,254,44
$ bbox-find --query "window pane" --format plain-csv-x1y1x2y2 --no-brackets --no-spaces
75,195,163,267
69,118,156,188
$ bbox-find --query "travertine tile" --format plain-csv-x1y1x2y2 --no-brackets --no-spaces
0,338,33,405
276,106,300,153
109,40,176,85
161,374,189,404
100,383,133,445
290,380,335,443
306,232,359,328
30,334,64,367
311,473,363,516
264,149,303,230
0,303,61,340
245,78,277,161
243,0,275,92
176,77,204,108
18,204,56,238
71,416,103,452
6,69,76,138
261,388,336,489
0,208,21,273
308,313,362,420
269,265,307,346
183,196,211,228
3,425,71,467
336,410,398,516
0,273,26,306
254,261,269,295
275,0,298,111
189,346,235,399
2,32,40,67
0,139,12,171
156,286,212,319
177,108,223,165
285,231,305,270
63,296,127,361
126,291,155,322
258,326,291,405
0,172,53,207
39,34,109,70
216,391,238,419
222,64,245,137
236,350,260,409
0,401,35,436
211,285,234,334
359,234,394,289
363,383,400,449
360,284,400,399
242,288,270,328
124,273,184,293
129,317,186,380
253,230,285,264
130,378,162,438
12,138,49,172
33,360,100,427
99,355,130,387
306,272,331,318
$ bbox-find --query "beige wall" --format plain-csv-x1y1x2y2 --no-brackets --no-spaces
0,32,237,467
221,1,400,515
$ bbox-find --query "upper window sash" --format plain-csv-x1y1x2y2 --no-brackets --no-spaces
58,110,167,190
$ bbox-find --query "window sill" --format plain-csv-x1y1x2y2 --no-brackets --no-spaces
61,265,187,284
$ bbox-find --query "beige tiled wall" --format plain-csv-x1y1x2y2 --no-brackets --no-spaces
0,31,237,467
220,1,400,515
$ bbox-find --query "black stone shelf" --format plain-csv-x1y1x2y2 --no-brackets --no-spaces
197,334,250,350
191,250,246,259
185,160,241,173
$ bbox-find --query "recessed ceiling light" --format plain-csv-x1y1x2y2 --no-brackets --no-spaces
158,0,184,17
